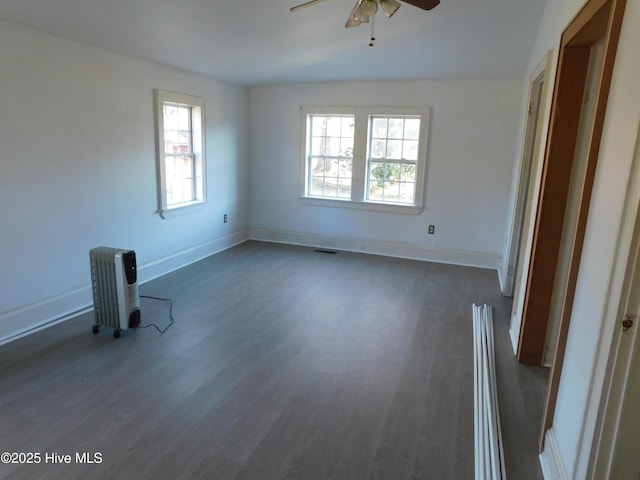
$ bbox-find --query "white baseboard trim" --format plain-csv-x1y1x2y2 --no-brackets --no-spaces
249,227,502,270
0,229,249,346
497,264,507,294
540,428,569,480
0,287,94,347
509,326,519,356
136,229,249,284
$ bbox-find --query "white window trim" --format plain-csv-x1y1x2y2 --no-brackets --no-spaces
299,106,430,214
154,89,206,219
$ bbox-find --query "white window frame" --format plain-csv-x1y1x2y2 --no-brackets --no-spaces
300,106,430,214
154,89,206,218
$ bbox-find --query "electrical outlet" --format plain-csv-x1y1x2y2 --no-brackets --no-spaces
224,214,228,223
428,225,435,235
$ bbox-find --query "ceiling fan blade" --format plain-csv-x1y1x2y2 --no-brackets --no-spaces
401,0,440,11
290,0,328,13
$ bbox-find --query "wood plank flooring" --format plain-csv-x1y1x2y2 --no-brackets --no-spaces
0,241,548,479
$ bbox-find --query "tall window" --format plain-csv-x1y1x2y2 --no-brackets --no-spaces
307,114,355,199
301,106,429,213
154,89,205,217
367,115,421,204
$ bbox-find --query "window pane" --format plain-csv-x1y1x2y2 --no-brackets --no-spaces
339,158,352,177
399,182,415,203
326,116,343,137
401,163,416,181
164,105,192,150
165,155,194,205
386,140,403,159
369,187,383,201
326,158,339,177
341,118,355,138
338,179,351,198
340,138,353,157
177,106,190,129
323,178,338,197
164,130,179,153
402,140,419,161
388,118,404,139
310,176,325,196
371,139,386,158
163,106,178,130
312,116,326,136
178,130,191,151
325,137,341,156
372,117,388,138
367,160,417,205
368,161,386,201
389,163,401,182
404,119,420,140
311,137,325,156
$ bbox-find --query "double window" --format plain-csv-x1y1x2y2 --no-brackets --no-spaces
154,89,205,217
301,106,430,213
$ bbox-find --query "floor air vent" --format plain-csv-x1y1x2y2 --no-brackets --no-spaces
314,248,337,254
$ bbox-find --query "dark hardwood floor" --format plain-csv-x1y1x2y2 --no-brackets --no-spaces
0,241,547,479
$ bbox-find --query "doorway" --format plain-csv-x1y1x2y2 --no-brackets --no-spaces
504,55,549,300
512,0,626,449
506,53,551,353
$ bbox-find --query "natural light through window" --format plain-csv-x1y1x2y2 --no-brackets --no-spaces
301,106,429,213
308,114,355,199
163,104,195,205
367,116,421,205
154,89,205,217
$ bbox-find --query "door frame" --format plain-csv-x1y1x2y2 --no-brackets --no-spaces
503,52,552,300
511,0,626,448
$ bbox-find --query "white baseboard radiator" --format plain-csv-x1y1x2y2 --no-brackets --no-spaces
473,304,506,480
89,247,141,338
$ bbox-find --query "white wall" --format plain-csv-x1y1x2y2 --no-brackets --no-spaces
249,80,521,270
0,21,250,342
503,0,640,478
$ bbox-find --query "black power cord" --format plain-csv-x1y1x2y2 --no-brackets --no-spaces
139,295,175,334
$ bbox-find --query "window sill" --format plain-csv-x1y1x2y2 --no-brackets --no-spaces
157,201,206,219
300,197,424,214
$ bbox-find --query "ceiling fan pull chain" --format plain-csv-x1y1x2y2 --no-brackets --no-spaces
369,14,375,46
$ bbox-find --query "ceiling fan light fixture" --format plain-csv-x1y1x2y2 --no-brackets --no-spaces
353,8,371,23
358,0,378,17
379,0,401,17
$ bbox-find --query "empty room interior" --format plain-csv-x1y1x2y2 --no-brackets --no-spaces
1,0,639,479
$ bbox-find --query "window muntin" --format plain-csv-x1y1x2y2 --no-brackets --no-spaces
154,90,205,217
301,106,429,212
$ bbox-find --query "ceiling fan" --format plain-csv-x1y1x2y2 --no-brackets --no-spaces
290,0,440,36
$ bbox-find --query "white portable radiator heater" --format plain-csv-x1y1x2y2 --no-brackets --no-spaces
89,247,141,338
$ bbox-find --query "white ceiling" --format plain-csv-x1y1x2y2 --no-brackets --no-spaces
0,0,547,86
